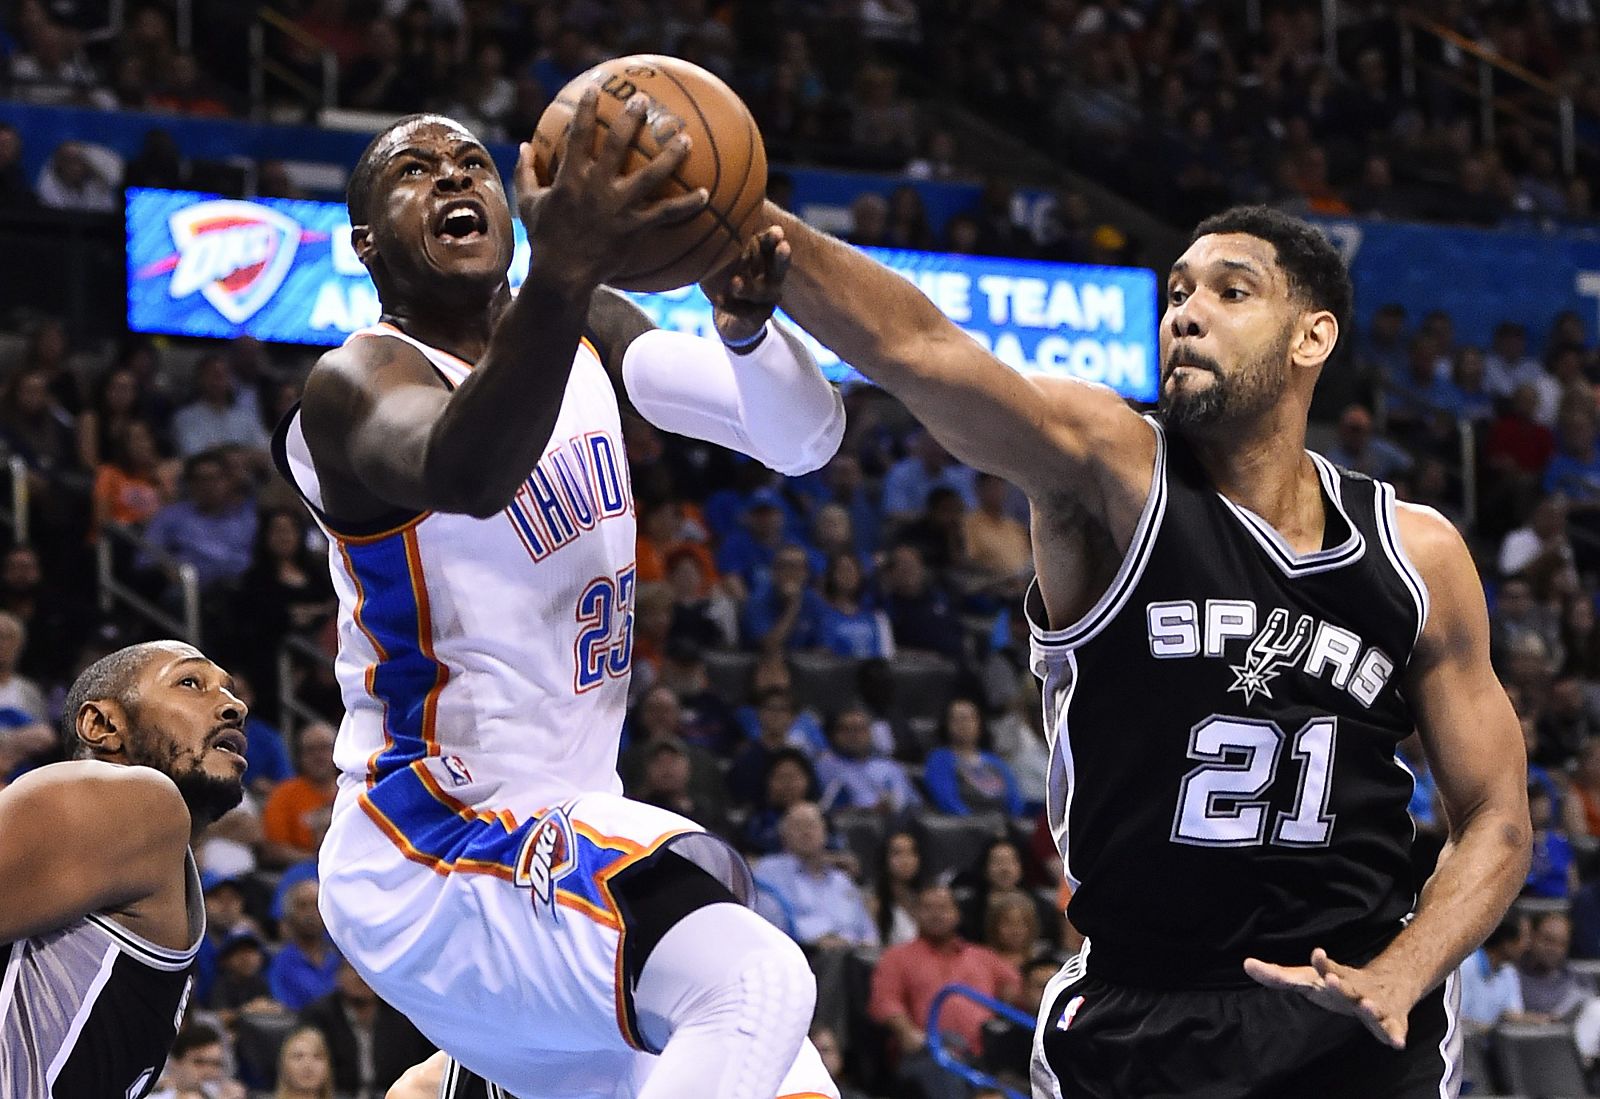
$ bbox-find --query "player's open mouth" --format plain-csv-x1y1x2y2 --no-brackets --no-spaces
210,729,247,759
434,199,488,243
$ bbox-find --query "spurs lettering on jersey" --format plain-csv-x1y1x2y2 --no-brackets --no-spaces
1145,599,1395,707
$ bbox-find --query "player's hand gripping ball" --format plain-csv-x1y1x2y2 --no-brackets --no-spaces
701,226,791,347
531,54,769,292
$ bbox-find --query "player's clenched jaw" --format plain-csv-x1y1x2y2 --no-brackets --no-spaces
1158,232,1299,436
353,119,516,307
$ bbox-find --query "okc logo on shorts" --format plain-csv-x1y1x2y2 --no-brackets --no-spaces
515,807,578,910
159,201,304,323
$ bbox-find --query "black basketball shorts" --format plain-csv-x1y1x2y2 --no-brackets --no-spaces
1034,964,1461,1099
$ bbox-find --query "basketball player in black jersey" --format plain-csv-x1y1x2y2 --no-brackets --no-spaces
766,204,1530,1097
0,640,247,1098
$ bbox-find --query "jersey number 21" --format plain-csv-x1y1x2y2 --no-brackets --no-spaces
1171,715,1338,848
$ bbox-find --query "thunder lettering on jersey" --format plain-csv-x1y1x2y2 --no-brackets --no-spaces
273,323,638,848
1028,416,1428,989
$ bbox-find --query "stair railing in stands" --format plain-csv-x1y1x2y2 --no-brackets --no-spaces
276,633,331,740
248,7,339,122
3,457,30,546
95,521,201,644
925,984,1034,1099
1395,7,1578,175
1373,384,1480,530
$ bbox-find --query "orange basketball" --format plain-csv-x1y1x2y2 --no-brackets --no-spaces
530,55,769,293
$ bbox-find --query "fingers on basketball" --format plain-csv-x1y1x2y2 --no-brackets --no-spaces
529,54,769,291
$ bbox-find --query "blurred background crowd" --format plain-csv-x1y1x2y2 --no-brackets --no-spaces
7,0,1600,1097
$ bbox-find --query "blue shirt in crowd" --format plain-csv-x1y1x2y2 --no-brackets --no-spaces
267,938,342,1012
141,500,258,587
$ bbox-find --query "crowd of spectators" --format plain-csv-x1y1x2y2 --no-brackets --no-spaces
10,1,1600,1096
917,0,1600,231
11,0,1600,236
1,282,1599,1094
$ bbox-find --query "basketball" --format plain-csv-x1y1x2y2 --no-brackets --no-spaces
529,55,769,293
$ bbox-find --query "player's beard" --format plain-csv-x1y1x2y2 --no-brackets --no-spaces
125,722,245,827
1160,323,1294,433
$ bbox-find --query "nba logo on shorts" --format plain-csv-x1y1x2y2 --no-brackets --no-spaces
165,200,302,323
442,754,473,787
515,807,578,910
1055,995,1086,1031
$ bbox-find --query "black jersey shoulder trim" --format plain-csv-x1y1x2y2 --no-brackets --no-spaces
1026,416,1168,652
83,916,197,972
1213,451,1365,577
1372,479,1431,651
0,935,20,1021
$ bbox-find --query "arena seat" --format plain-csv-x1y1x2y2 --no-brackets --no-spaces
789,650,861,715
1491,1022,1589,1098
233,1009,300,1089
914,811,1007,881
830,807,887,877
888,651,960,754
702,648,757,707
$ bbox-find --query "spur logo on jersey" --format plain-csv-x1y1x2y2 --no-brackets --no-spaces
505,431,631,563
1227,608,1312,705
1146,598,1395,707
144,201,307,324
515,807,578,909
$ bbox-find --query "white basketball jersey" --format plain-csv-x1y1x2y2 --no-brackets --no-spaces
276,323,637,823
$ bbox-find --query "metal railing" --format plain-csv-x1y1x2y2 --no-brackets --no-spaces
95,522,201,644
1457,419,1478,529
276,633,332,740
1373,384,1481,530
4,457,30,545
1396,8,1578,175
926,984,1034,1099
80,0,126,45
248,7,339,121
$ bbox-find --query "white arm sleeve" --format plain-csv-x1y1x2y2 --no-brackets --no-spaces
620,322,845,477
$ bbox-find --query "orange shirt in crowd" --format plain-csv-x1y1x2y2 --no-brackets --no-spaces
93,464,163,528
1576,784,1600,838
262,776,336,856
637,537,719,588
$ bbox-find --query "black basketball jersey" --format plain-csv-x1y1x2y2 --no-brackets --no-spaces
0,853,202,1097
437,1056,515,1099
1027,417,1426,989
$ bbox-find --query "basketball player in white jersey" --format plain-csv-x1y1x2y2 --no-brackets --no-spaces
0,640,247,1098
274,89,844,1099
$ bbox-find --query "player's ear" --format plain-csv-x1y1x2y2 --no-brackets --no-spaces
351,225,376,266
75,700,128,759
1292,309,1339,372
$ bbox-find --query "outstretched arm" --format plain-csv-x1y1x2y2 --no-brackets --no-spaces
1246,504,1531,1049
762,204,1152,506
583,229,844,477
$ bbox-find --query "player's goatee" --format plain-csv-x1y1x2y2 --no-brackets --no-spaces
172,768,245,824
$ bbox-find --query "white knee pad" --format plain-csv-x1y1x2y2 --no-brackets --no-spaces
632,903,818,1099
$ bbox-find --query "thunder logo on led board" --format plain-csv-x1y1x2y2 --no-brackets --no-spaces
127,187,1158,401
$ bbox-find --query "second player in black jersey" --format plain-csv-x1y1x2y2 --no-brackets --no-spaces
0,641,247,1098
1029,423,1426,990
768,203,1531,1097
